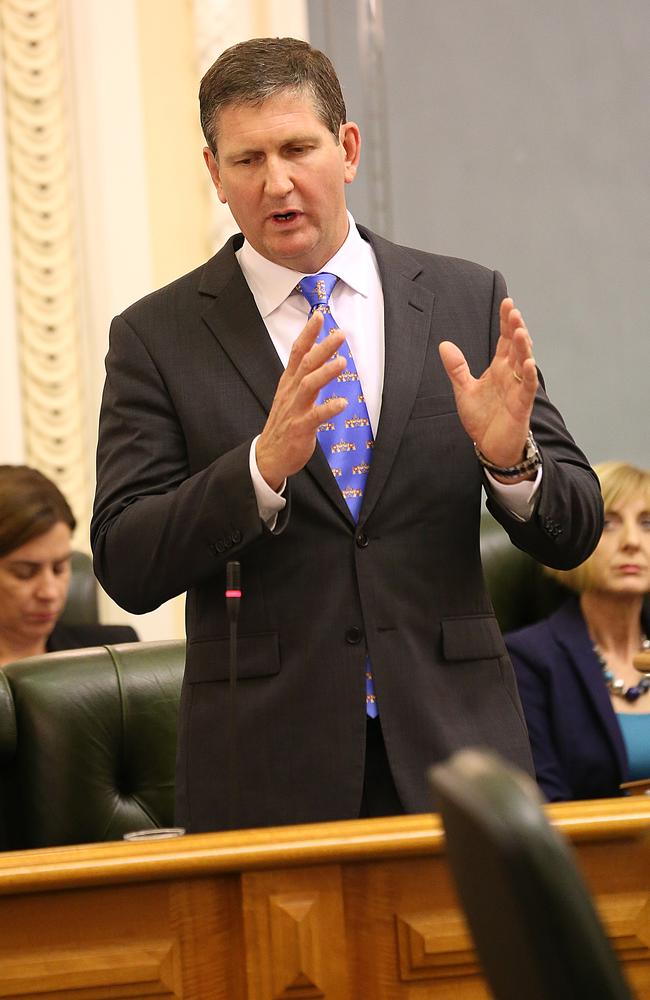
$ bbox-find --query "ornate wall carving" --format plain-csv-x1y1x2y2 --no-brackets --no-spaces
190,0,251,251
0,0,88,533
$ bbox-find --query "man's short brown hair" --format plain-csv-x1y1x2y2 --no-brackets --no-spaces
199,37,347,155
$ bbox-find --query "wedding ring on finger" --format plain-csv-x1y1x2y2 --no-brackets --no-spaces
512,370,523,383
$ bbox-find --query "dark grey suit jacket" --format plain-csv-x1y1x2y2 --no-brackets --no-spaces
91,225,603,832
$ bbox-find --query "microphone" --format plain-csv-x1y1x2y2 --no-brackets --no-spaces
226,561,241,829
226,561,241,622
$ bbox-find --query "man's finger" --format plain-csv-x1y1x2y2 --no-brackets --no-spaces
313,395,348,427
439,340,473,390
285,311,325,375
301,329,346,376
297,353,347,406
499,297,514,325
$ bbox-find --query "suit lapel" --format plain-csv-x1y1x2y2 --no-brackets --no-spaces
200,245,284,414
550,600,629,775
356,230,436,524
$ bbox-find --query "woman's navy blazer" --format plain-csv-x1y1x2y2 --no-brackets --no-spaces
505,597,637,801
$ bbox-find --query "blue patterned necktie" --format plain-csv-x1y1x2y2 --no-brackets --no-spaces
297,272,378,718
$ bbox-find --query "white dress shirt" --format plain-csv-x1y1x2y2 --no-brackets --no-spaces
236,213,540,524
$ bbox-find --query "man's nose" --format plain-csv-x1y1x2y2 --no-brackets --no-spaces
264,158,293,198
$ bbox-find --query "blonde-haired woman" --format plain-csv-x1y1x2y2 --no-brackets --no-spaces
505,461,650,801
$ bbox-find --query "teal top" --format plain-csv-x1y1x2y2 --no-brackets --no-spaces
617,713,650,781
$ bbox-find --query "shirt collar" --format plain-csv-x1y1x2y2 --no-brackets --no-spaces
236,212,373,318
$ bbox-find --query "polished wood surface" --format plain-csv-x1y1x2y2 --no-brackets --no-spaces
0,798,649,998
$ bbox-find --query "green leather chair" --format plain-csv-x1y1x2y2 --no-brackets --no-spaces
479,509,569,633
429,749,633,1000
3,640,184,849
0,672,17,851
59,550,100,626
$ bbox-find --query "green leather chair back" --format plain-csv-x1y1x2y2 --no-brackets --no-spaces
0,671,17,851
3,640,184,849
429,750,633,1000
479,510,569,633
59,550,100,625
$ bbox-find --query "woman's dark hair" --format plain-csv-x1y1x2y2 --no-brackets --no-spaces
0,465,76,558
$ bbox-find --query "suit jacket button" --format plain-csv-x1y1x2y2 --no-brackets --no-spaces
346,626,364,645
356,532,369,548
215,539,226,554
231,529,242,543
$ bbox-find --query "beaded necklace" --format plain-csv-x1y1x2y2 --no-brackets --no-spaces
594,636,650,702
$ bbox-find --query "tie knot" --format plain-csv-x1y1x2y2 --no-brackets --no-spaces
297,272,338,310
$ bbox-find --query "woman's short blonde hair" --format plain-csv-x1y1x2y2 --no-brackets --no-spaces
545,461,650,594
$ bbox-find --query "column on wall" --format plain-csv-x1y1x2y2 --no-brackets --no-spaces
0,0,89,537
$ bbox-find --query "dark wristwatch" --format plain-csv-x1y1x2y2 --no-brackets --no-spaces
474,431,542,479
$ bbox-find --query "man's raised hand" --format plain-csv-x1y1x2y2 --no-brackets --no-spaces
256,310,348,491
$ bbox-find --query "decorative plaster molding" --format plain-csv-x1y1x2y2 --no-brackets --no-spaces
190,0,248,252
0,0,88,530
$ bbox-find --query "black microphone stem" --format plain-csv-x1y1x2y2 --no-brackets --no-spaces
226,561,241,830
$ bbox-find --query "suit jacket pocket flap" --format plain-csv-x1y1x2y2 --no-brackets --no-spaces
441,615,507,661
186,632,280,683
410,394,457,419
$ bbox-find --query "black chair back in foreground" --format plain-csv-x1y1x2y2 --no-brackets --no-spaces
428,749,633,1000
3,640,184,849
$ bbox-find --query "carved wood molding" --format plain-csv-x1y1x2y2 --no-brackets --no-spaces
0,938,181,998
242,865,350,999
598,891,650,962
395,907,479,981
269,893,326,999
0,0,87,529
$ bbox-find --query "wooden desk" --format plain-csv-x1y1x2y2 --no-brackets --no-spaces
0,798,649,999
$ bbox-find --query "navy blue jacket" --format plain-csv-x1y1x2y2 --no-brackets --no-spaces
505,597,639,801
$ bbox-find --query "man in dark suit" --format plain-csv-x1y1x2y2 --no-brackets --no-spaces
91,37,603,833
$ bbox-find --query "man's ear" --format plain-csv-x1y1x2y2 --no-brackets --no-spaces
340,122,361,184
203,147,227,204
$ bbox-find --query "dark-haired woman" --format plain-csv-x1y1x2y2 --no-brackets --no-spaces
0,465,137,667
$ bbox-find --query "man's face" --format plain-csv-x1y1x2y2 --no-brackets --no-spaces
0,522,72,648
203,90,360,273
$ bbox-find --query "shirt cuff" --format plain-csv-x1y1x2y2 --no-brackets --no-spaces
249,436,286,530
485,464,543,522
